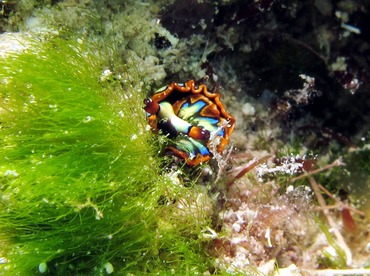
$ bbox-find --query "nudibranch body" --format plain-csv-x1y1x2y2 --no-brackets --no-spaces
144,80,235,166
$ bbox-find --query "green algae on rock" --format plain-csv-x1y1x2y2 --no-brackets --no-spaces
0,35,212,274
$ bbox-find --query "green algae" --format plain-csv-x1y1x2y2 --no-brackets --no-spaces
0,36,212,274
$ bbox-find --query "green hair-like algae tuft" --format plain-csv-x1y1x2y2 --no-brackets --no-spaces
0,36,212,274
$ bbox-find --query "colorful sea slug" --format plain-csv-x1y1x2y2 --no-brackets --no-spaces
144,80,235,166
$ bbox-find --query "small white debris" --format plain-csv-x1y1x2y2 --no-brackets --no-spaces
4,170,18,177
76,199,103,220
366,242,370,253
48,104,57,109
100,69,113,82
202,226,219,239
103,262,114,274
286,185,294,193
256,154,306,181
335,10,349,23
130,134,138,140
38,262,47,273
231,237,246,244
258,259,276,275
341,23,361,35
232,222,241,233
330,56,347,72
265,228,272,247
83,116,94,123
241,102,256,116
323,246,338,259
29,94,37,104
275,264,301,276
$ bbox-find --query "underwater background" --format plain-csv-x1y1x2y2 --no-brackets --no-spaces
1,0,370,275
